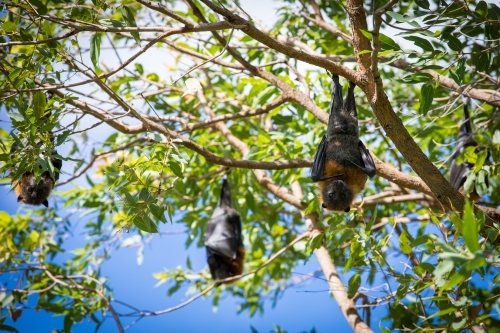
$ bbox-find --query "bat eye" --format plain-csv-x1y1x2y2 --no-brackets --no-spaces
328,192,334,198
344,207,350,213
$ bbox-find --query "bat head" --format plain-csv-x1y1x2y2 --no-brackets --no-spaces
16,173,54,207
321,179,352,213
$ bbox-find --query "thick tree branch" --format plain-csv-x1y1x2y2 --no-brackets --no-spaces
197,0,362,83
45,86,310,171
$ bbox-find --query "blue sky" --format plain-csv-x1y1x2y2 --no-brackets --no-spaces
0,1,394,332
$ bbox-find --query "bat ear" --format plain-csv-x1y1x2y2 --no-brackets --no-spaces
17,196,23,202
42,200,49,207
344,207,350,213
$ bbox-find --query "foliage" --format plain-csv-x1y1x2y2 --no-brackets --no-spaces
0,0,499,332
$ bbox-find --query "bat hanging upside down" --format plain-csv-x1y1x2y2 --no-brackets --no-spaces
310,74,376,212
10,92,63,207
10,141,62,208
449,102,486,201
204,177,245,283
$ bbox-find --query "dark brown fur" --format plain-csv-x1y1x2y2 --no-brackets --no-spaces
449,103,485,202
208,245,245,284
311,75,375,212
205,178,245,284
318,160,367,207
10,92,62,207
14,172,55,207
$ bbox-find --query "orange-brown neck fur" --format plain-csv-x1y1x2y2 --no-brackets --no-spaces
14,171,55,206
318,160,367,209
219,245,245,285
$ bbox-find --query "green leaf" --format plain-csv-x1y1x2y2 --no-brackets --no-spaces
400,73,433,83
475,1,488,17
309,233,324,250
379,33,401,51
463,201,479,253
475,52,491,72
415,0,430,9
475,170,488,197
133,215,158,233
138,188,150,201
2,21,18,33
463,171,476,195
451,58,466,85
7,112,25,122
404,36,434,52
32,91,47,120
347,273,361,298
419,83,434,115
304,197,320,215
122,6,141,44
450,213,463,233
399,231,412,254
135,63,144,75
386,12,420,28
488,3,500,19
474,150,488,172
442,271,467,290
359,29,373,40
445,34,463,52
492,130,500,144
169,161,184,178
90,33,102,68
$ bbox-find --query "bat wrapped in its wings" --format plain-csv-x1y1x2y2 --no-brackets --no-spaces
310,74,376,212
10,92,62,207
449,103,487,201
204,178,245,283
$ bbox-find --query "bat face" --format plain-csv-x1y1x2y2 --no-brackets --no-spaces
10,140,62,207
15,172,55,207
320,179,353,212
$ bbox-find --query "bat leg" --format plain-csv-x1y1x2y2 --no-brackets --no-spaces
311,136,327,182
344,82,358,118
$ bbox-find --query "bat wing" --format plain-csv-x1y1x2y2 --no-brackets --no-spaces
449,161,469,190
311,136,327,182
353,140,376,178
51,151,63,181
449,104,477,191
204,207,240,260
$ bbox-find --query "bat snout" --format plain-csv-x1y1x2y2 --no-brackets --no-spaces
321,180,353,213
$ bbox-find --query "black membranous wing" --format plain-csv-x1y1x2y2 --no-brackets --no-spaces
311,136,327,182
204,206,240,260
357,141,376,178
450,104,476,190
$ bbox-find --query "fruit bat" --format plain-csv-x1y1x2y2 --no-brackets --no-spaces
204,178,245,283
310,74,376,212
10,92,62,207
449,102,485,201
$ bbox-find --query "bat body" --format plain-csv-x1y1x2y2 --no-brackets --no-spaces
204,178,244,283
10,142,62,207
10,92,62,207
449,103,482,201
311,74,376,212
